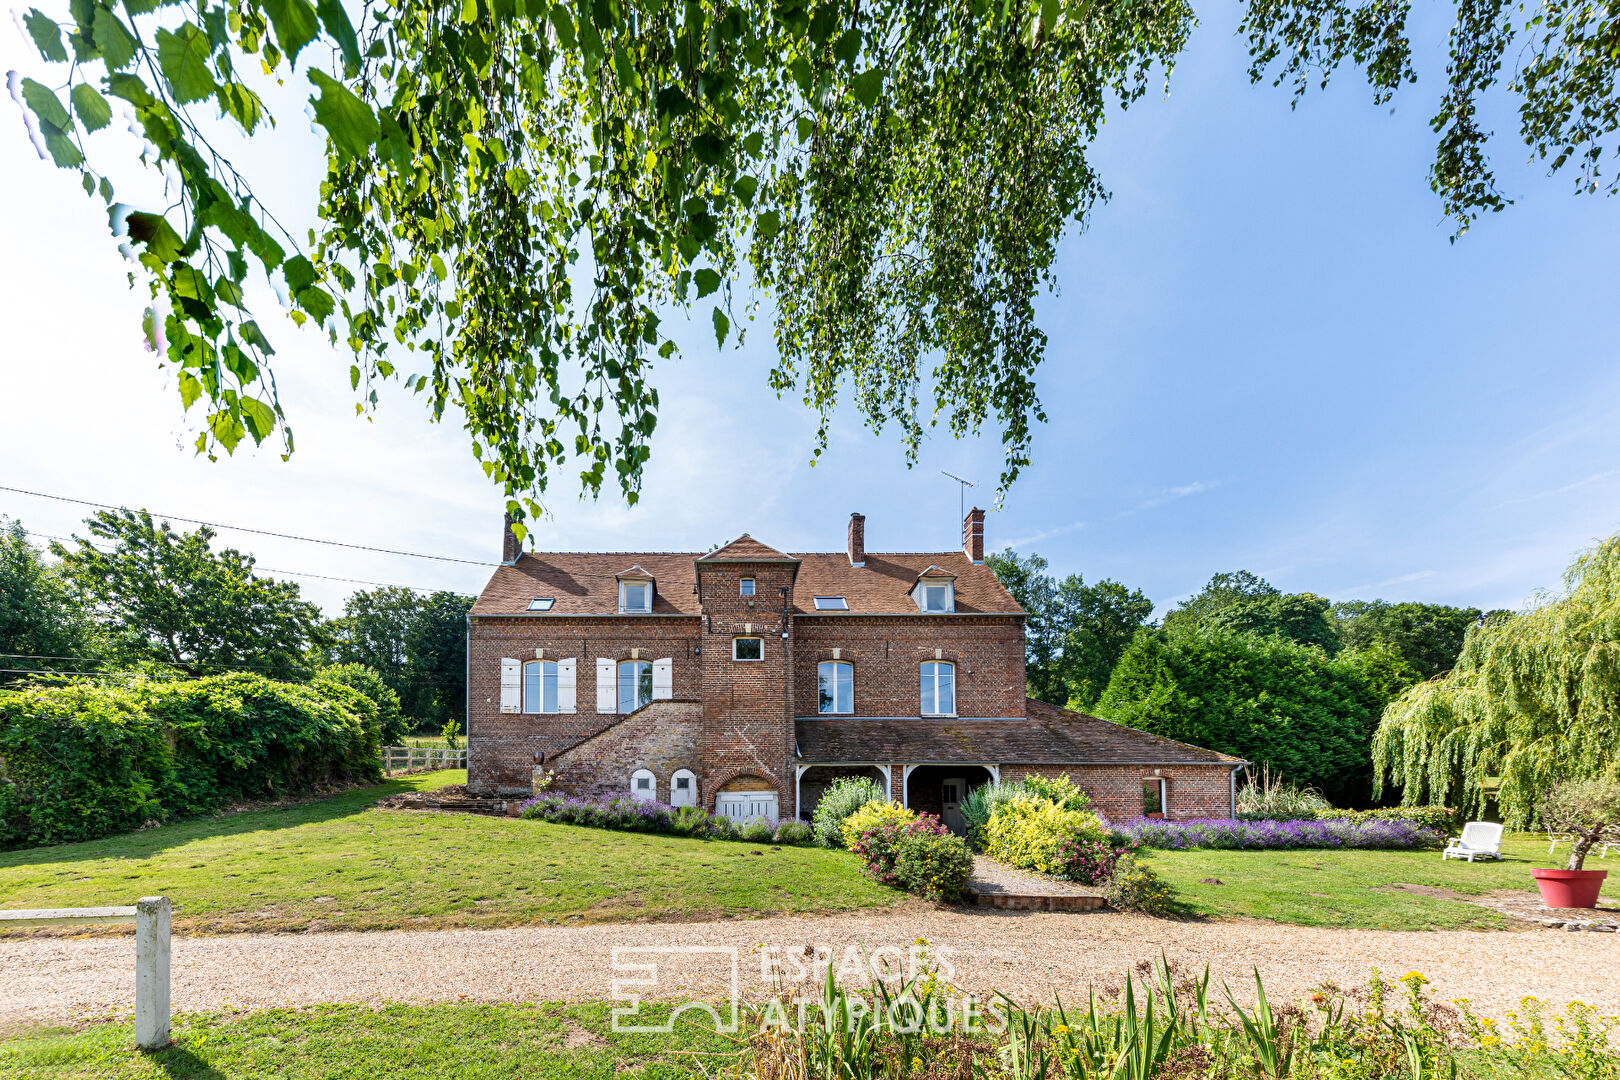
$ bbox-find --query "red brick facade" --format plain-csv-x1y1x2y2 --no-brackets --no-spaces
466,512,1243,820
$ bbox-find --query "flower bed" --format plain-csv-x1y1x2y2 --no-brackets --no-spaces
849,811,973,900
517,793,811,844
1113,816,1445,850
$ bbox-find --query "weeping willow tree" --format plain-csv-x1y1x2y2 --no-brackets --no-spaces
1374,534,1620,827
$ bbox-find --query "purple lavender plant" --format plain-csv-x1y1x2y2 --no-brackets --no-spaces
1111,817,1443,850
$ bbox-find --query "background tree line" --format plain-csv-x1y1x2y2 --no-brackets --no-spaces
0,513,469,744
986,550,1504,806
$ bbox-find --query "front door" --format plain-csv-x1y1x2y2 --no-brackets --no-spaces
941,779,965,835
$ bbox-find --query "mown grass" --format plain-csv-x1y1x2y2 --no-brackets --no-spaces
0,771,903,933
0,1001,735,1079
1143,831,1615,930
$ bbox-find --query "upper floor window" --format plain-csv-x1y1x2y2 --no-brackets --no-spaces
528,597,555,611
740,577,756,596
524,660,558,714
813,596,849,611
618,659,653,713
733,637,764,661
619,580,651,613
920,661,956,716
818,660,853,714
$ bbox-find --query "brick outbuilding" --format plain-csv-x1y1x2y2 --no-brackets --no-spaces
467,510,1243,826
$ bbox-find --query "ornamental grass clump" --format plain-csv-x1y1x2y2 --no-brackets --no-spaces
982,795,1107,875
1234,763,1333,821
811,776,886,848
1114,816,1444,850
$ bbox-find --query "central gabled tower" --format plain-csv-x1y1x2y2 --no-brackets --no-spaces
693,535,800,818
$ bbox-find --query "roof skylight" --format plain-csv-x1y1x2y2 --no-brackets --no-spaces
813,596,850,611
528,598,556,611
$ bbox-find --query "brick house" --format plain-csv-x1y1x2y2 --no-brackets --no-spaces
466,510,1243,827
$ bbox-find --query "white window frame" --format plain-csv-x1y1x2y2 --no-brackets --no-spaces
733,636,764,661
523,659,559,714
1143,777,1168,817
618,580,652,613
527,597,555,611
618,659,653,713
630,768,657,803
818,660,854,714
740,577,756,597
812,596,849,611
916,581,955,613
920,661,957,716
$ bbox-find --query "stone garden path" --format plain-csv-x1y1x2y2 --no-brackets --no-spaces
3,907,1615,1032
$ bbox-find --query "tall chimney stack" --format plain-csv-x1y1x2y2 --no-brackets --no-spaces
502,512,523,565
962,507,985,564
847,512,866,567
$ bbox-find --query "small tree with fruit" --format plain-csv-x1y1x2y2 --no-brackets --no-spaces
1541,779,1620,871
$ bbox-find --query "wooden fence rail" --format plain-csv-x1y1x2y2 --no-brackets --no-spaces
381,745,467,774
0,896,170,1049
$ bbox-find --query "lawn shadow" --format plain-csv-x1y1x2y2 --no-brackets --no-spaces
0,774,452,869
151,1044,226,1080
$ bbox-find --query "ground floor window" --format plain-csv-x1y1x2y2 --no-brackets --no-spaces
1143,777,1166,817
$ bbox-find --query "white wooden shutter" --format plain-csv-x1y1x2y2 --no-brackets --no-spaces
499,658,521,713
652,657,673,700
596,658,616,713
557,658,577,713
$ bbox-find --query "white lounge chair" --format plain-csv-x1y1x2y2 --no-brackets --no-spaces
1443,821,1504,862
1548,831,1572,855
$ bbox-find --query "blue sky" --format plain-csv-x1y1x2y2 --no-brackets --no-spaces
3,3,1617,616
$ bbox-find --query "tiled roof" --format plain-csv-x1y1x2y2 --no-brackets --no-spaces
473,548,1022,616
794,699,1244,765
699,535,797,562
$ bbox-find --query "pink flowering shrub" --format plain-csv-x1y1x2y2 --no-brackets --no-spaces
1054,834,1138,886
850,813,973,901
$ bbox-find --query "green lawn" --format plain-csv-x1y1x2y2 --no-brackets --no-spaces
0,771,903,933
0,1002,733,1079
1143,831,1609,930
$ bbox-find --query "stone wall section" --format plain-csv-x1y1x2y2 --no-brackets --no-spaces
544,700,704,803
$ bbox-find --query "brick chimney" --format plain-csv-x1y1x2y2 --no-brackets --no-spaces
847,512,866,567
962,507,985,563
502,512,523,565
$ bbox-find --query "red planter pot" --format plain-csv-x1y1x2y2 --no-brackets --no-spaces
1532,868,1609,909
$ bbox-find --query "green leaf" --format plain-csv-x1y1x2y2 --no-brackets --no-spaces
262,0,320,66
106,72,154,108
20,78,71,130
732,175,758,206
238,395,273,440
297,284,335,324
156,24,217,104
430,253,448,281
850,67,885,107
91,6,139,70
316,0,362,74
216,82,267,134
549,5,575,49
70,83,112,131
307,69,377,163
281,254,317,293
756,209,781,238
177,371,203,409
694,268,720,298
833,27,862,64
712,306,730,348
123,210,185,263
239,320,276,355
23,9,68,63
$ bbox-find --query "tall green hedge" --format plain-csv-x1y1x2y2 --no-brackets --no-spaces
0,673,382,849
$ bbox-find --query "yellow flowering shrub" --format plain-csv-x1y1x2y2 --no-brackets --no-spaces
839,801,918,849
982,795,1107,874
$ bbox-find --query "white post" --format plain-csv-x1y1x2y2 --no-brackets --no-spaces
135,895,170,1050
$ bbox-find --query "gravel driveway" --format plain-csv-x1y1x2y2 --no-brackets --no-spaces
3,909,1612,1032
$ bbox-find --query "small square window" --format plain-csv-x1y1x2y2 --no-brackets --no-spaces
528,597,555,611
675,776,690,790
740,577,756,596
813,596,849,611
637,776,652,790
733,637,763,661
922,584,950,612
621,582,651,612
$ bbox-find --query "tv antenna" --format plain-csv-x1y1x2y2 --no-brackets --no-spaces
941,470,976,536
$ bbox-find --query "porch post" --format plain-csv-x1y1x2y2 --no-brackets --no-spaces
902,765,919,807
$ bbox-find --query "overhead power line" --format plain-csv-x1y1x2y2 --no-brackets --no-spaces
27,531,474,597
1,484,496,567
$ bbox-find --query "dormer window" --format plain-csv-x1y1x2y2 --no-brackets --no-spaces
616,565,655,613
528,597,555,611
912,567,957,613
